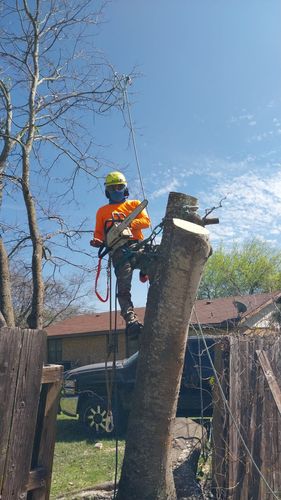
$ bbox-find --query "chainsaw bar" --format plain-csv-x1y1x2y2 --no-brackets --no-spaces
99,199,148,258
110,199,148,237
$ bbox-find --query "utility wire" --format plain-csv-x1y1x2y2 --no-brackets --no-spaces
193,306,280,500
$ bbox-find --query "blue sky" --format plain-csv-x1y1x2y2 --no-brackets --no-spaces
3,0,281,312
90,1,281,240
85,0,281,310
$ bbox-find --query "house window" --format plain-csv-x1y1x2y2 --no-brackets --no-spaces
48,339,62,363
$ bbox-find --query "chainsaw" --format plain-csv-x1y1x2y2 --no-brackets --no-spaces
98,199,148,258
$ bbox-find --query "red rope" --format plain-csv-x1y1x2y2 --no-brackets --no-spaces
95,257,110,302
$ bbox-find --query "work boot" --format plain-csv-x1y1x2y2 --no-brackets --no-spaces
126,320,143,356
124,309,138,325
126,320,143,340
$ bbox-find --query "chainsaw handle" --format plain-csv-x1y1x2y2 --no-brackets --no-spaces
104,219,113,235
104,215,126,235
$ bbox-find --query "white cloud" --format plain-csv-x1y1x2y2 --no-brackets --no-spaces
201,169,281,247
150,178,180,199
229,112,255,125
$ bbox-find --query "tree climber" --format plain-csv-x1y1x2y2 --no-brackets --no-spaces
90,171,151,333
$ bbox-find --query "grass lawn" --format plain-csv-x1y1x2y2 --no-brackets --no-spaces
50,415,125,499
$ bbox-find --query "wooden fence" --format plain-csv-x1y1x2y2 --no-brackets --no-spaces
212,334,281,500
0,327,63,499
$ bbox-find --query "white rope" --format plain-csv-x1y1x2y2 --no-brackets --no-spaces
115,74,152,227
193,306,279,500
124,87,146,199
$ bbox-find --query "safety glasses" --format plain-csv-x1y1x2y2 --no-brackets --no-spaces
106,184,126,192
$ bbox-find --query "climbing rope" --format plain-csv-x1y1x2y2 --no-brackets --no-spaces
112,286,119,500
104,259,114,434
123,80,146,201
115,73,152,228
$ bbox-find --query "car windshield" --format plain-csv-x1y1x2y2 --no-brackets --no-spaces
123,351,139,367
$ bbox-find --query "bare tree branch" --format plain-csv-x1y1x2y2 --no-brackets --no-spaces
0,0,129,328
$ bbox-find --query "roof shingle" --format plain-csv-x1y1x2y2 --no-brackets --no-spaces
46,292,281,338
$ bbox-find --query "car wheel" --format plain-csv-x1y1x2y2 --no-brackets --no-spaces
79,397,114,435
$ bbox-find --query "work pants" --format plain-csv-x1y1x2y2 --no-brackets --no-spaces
111,243,143,323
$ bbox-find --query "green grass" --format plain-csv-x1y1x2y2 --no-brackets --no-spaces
50,415,125,499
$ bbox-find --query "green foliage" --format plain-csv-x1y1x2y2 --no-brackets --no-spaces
198,239,281,299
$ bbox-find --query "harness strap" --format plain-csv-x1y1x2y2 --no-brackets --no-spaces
95,257,110,302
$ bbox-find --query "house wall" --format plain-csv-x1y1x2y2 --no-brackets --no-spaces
48,331,127,369
62,335,107,367
243,303,280,330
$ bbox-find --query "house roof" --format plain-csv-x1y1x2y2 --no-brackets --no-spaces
46,291,281,338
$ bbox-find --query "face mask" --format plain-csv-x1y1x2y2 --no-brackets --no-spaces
109,189,126,203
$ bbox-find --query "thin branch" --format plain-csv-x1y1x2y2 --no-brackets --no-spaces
203,196,227,219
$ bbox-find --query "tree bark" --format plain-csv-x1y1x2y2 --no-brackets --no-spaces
21,12,44,330
117,192,211,500
0,237,15,327
0,81,15,327
22,173,44,330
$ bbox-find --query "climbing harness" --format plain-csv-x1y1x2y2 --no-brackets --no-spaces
113,220,163,274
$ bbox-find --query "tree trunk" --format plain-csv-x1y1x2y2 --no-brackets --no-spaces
22,175,44,330
117,192,211,500
0,237,15,327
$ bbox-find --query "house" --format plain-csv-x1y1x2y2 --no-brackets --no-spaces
45,291,281,369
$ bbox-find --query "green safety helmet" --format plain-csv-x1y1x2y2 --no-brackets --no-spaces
104,171,127,187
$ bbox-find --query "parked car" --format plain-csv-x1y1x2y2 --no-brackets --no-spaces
60,336,218,435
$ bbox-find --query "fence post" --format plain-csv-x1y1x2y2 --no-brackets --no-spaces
0,327,62,499
0,327,46,498
212,334,281,500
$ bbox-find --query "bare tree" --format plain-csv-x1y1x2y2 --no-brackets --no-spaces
10,263,89,327
0,0,127,328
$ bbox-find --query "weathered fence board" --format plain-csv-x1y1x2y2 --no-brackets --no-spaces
256,349,281,416
212,336,230,491
30,366,63,500
213,335,281,500
0,328,62,500
0,327,23,490
0,328,46,498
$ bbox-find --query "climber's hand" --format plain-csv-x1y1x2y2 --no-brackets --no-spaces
90,238,103,248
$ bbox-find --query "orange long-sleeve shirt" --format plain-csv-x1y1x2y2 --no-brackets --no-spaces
94,200,151,242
